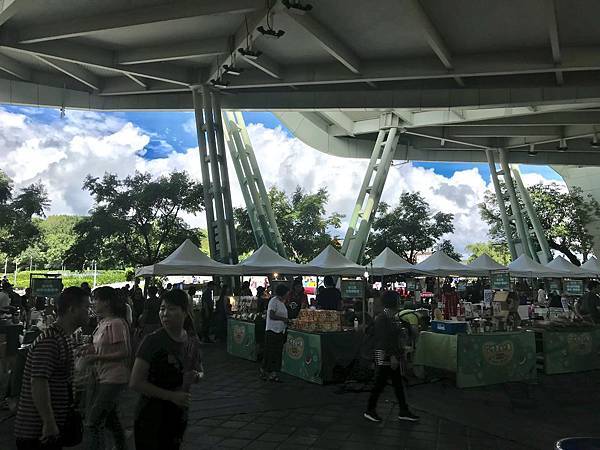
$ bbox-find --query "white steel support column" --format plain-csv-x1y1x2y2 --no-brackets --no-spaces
342,113,401,263
191,86,238,266
512,165,553,263
498,148,536,260
223,111,287,257
485,149,518,260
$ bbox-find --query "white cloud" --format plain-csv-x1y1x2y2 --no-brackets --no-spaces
0,108,562,256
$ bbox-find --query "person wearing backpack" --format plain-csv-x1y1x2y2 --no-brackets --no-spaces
364,290,419,423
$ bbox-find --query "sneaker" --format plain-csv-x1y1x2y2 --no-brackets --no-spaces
363,411,382,422
398,411,419,422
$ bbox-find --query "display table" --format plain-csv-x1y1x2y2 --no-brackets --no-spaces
532,327,600,375
227,319,264,361
414,330,537,388
282,329,361,384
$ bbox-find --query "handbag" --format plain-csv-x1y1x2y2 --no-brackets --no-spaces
60,382,83,447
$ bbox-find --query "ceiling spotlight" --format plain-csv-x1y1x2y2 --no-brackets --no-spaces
557,138,568,152
592,134,600,149
210,78,230,89
257,25,285,39
238,47,262,60
282,0,313,14
440,138,446,147
222,64,243,76
528,144,537,157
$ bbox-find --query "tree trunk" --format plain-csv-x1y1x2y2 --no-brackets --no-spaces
548,240,581,266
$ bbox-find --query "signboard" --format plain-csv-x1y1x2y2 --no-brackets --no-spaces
405,278,417,291
340,279,364,299
549,279,561,292
490,272,510,291
30,276,63,297
564,280,584,296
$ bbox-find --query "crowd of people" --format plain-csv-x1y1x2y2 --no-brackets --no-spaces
13,281,204,450
8,274,421,449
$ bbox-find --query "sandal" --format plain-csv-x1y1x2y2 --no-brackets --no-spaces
268,375,282,383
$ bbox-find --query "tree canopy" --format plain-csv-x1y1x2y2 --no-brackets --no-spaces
234,186,343,263
465,242,512,265
435,239,462,261
69,171,205,267
366,192,455,264
0,170,49,260
479,182,600,265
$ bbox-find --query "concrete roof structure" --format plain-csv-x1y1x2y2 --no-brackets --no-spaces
2,0,600,166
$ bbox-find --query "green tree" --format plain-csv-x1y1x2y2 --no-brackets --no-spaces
234,186,343,262
32,215,82,269
0,170,49,258
479,182,600,265
366,192,454,264
465,242,511,265
435,239,462,261
69,171,205,267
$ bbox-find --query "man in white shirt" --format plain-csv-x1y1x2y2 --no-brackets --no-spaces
261,283,290,382
537,284,547,305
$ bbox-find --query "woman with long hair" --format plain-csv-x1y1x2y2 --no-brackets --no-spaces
130,289,203,450
86,286,131,450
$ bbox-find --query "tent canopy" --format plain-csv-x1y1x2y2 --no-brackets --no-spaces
582,257,600,277
507,254,567,278
306,245,365,276
414,251,481,276
235,244,311,275
135,239,232,276
545,256,596,278
371,247,416,275
467,253,508,273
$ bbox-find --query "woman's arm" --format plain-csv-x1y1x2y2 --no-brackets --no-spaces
269,309,288,322
129,357,191,407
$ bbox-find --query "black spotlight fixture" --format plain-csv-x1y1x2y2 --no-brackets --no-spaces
557,138,568,152
238,47,262,60
257,25,285,39
282,0,313,14
528,144,538,157
222,64,243,76
592,134,600,149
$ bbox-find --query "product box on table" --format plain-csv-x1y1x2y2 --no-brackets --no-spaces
431,320,468,335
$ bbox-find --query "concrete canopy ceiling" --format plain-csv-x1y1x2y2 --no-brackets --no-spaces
2,0,600,165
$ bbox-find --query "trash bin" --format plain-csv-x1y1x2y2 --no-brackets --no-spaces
555,438,600,450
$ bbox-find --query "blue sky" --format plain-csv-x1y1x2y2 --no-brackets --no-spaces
2,103,562,186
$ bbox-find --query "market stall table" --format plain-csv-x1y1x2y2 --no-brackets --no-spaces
227,318,265,361
414,330,537,388
530,325,600,375
282,329,362,384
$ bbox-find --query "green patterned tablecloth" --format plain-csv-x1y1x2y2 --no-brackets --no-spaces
227,319,263,361
414,331,458,372
536,327,600,374
282,329,360,384
414,331,537,388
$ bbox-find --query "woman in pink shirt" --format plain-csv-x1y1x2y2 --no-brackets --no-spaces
85,286,131,450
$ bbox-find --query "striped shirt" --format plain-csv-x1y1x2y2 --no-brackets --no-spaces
14,323,74,439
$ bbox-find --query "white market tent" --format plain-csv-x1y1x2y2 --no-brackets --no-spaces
582,257,600,277
468,253,508,273
235,244,311,276
545,256,597,278
306,245,366,276
135,239,233,276
414,251,482,276
507,254,568,278
370,247,416,276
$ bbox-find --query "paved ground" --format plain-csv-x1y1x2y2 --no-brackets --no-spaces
0,343,598,449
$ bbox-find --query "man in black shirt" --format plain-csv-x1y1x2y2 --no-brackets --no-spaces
316,276,342,311
578,281,600,323
200,281,215,343
364,290,418,423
